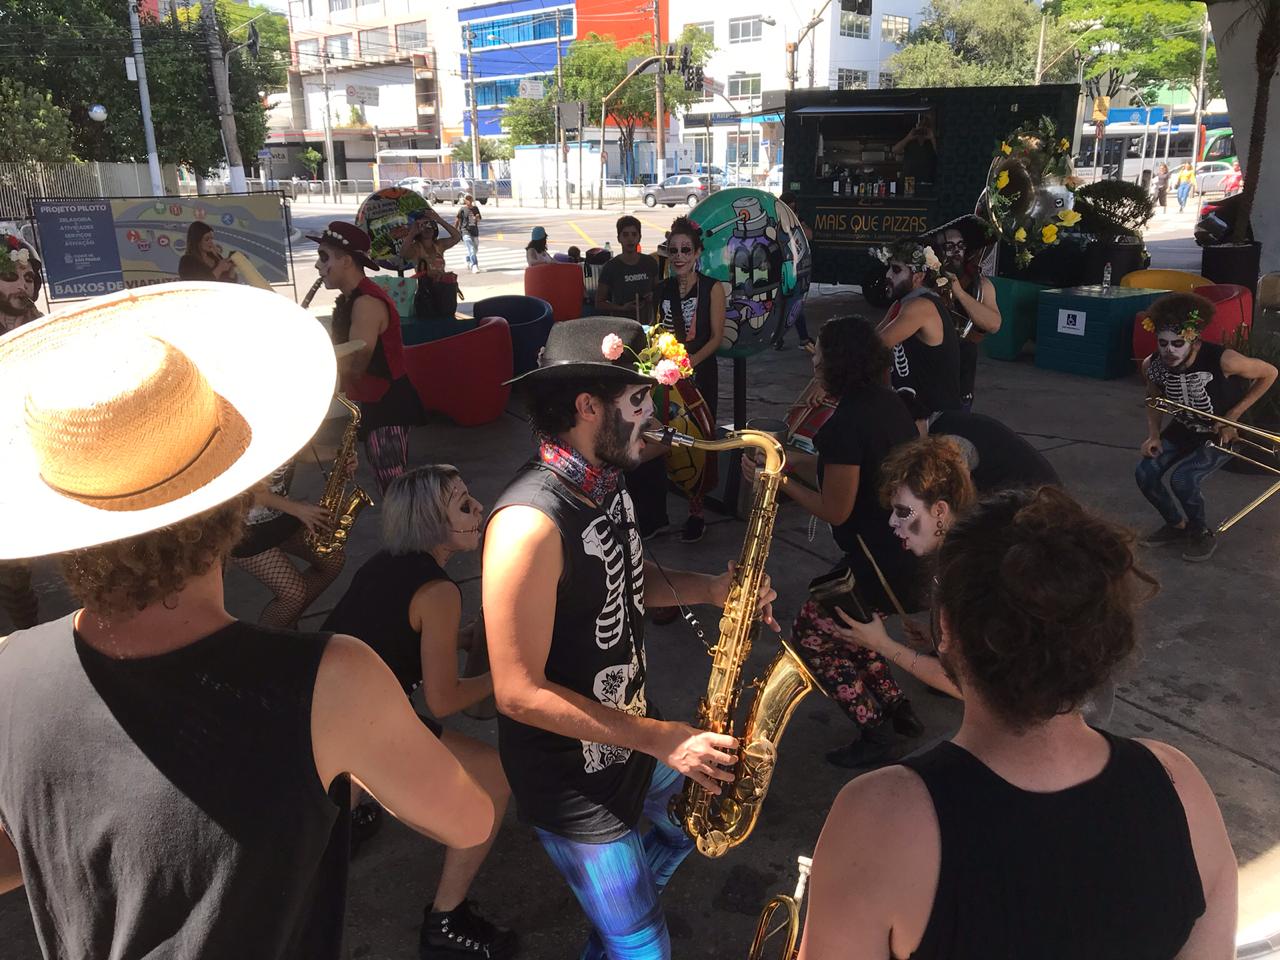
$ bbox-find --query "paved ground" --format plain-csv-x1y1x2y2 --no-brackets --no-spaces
3,205,1276,956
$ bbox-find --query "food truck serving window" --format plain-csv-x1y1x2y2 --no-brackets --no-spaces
805,104,938,201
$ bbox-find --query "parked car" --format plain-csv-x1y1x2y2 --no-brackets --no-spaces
1195,191,1253,246
692,163,725,177
642,174,718,208
765,164,785,192
396,177,434,198
1195,161,1237,197
429,178,492,204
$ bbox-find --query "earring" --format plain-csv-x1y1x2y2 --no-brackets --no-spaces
934,517,945,538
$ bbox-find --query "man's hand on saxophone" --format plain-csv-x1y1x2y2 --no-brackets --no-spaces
652,725,739,795
708,561,781,633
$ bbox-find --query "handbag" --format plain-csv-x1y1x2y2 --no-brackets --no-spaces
807,566,873,624
414,274,461,320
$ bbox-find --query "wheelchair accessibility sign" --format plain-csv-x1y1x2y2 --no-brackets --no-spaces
1057,308,1086,336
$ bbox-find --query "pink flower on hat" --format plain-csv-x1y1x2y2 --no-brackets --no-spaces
601,333,625,361
654,359,681,386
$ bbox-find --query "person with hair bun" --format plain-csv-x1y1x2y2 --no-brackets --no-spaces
800,486,1237,960
1136,290,1276,562
322,465,517,960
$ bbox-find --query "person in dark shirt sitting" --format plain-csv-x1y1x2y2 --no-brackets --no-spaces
323,465,516,960
800,487,1237,960
178,221,239,282
596,216,659,322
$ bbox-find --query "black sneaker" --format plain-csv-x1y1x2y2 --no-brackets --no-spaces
420,900,518,960
887,699,925,738
679,515,706,543
825,723,895,769
1141,522,1189,546
1182,528,1218,562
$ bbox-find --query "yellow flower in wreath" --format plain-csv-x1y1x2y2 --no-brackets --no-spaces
1000,142,1012,156
656,331,680,358
1059,138,1071,152
1014,227,1027,242
1057,209,1082,227
1141,315,1155,333
1041,224,1059,244
996,170,1010,190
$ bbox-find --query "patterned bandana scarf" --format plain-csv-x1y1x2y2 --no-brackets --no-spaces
537,433,622,506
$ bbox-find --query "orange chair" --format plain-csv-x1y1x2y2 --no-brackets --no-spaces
1119,269,1213,292
1132,283,1254,360
524,261,586,323
402,317,513,426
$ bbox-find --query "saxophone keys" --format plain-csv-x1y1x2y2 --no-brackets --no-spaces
697,830,731,859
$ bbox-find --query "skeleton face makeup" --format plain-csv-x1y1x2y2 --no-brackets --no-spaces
1157,331,1195,368
887,261,915,300
595,386,654,469
888,485,942,557
0,259,38,320
941,229,966,272
443,479,485,553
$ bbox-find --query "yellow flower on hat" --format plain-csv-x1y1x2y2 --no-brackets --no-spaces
1057,209,1082,227
1141,315,1155,332
996,170,1010,190
1041,224,1059,244
656,331,680,358
1014,227,1027,242
1000,142,1012,156
1059,138,1070,152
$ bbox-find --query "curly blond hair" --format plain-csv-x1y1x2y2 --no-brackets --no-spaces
60,495,250,617
878,436,977,512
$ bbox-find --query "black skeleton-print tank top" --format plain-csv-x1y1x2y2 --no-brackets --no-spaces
1147,341,1242,446
488,461,658,842
889,288,964,420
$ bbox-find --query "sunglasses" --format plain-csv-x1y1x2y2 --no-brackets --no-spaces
942,240,966,252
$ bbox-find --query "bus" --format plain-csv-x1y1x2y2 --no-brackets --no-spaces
1201,127,1236,164
1077,121,1204,182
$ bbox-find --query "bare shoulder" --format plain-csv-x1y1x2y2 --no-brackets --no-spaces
316,631,381,679
827,764,934,844
486,503,559,544
1135,738,1213,800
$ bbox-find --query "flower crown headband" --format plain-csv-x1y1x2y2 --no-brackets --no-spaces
1141,308,1208,342
601,328,693,386
0,235,33,282
872,242,949,290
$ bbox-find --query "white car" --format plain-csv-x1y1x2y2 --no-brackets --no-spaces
396,177,434,198
765,164,785,192
1195,161,1236,196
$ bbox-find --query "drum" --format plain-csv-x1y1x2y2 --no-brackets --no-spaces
784,378,837,456
659,378,719,498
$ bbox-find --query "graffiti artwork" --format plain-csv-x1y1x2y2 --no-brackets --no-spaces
355,187,429,271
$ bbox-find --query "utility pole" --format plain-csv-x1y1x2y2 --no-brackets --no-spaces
126,0,164,196
555,25,564,207
319,50,337,199
652,0,666,180
788,1,833,91
201,0,247,192
1034,11,1046,84
464,29,482,182
1191,9,1209,167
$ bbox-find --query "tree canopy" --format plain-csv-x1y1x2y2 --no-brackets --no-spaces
0,77,75,161
500,94,556,146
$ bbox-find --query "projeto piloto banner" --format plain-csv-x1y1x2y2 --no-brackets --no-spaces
32,194,289,300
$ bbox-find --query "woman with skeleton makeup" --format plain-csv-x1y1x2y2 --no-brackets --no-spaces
1136,292,1277,562
322,465,517,960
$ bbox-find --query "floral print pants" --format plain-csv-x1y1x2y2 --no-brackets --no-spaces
790,597,904,729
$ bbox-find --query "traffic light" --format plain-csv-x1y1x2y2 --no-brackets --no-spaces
685,65,704,92
679,44,690,76
666,43,677,72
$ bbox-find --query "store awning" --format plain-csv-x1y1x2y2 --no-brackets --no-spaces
792,105,930,116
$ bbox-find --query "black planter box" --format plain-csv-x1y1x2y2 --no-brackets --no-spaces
1201,241,1263,297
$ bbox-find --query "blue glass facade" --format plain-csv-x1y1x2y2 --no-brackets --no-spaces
460,0,573,137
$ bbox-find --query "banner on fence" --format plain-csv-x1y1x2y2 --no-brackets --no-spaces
32,193,289,300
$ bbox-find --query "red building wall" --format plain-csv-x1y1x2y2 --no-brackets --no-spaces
574,0,667,45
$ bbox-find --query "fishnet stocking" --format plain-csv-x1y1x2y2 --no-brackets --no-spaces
233,530,344,628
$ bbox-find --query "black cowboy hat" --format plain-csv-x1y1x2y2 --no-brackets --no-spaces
305,221,380,272
504,316,655,386
918,214,994,252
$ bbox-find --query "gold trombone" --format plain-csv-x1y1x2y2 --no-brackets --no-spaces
747,855,812,960
1145,396,1280,534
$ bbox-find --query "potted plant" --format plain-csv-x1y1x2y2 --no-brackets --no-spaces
299,147,324,181
1072,179,1154,284
1201,0,1279,292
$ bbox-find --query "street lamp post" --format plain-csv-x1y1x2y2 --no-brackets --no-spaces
787,0,834,91
464,29,482,182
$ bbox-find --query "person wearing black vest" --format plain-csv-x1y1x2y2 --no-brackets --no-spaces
800,487,1237,960
323,465,516,960
1137,292,1277,562
923,215,1001,411
485,316,777,960
0,285,492,959
875,239,963,429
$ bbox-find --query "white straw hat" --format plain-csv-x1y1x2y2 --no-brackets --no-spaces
0,282,339,559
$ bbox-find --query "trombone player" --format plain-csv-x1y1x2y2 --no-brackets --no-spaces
1136,292,1276,562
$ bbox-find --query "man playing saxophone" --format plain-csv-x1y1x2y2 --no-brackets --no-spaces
483,317,778,960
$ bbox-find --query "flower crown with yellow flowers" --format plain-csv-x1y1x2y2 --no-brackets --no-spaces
1141,308,1208,342
601,326,693,386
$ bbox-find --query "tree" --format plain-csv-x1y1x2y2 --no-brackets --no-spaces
451,137,510,163
0,77,76,161
1057,0,1222,107
560,26,713,180
501,95,556,146
887,0,1080,87
298,147,323,179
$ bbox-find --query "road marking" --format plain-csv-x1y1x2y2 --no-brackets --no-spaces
567,221,596,248
639,217,669,235
497,233,504,240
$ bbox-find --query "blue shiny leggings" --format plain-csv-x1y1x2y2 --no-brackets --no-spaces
534,763,694,960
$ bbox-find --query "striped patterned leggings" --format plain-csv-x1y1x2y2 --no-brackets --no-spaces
534,763,694,960
364,425,411,495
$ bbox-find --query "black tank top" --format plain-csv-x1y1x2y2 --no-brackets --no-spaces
658,272,716,355
323,550,452,694
488,461,658,842
901,731,1205,960
0,615,349,959
890,288,963,419
1147,341,1243,446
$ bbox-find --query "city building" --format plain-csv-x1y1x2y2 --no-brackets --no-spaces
669,0,919,179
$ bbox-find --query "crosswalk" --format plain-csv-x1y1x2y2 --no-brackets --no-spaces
439,242,531,275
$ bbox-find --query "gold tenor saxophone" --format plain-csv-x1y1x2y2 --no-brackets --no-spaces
747,855,813,960
306,394,374,557
646,426,822,858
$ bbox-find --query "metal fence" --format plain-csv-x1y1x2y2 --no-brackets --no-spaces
0,162,183,220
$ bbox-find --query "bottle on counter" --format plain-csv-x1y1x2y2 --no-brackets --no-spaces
1102,263,1112,292
890,180,897,197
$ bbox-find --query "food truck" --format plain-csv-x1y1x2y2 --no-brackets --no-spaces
779,84,1078,298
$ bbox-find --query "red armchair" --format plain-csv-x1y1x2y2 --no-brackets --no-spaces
1132,283,1254,361
524,261,585,323
402,317,513,426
